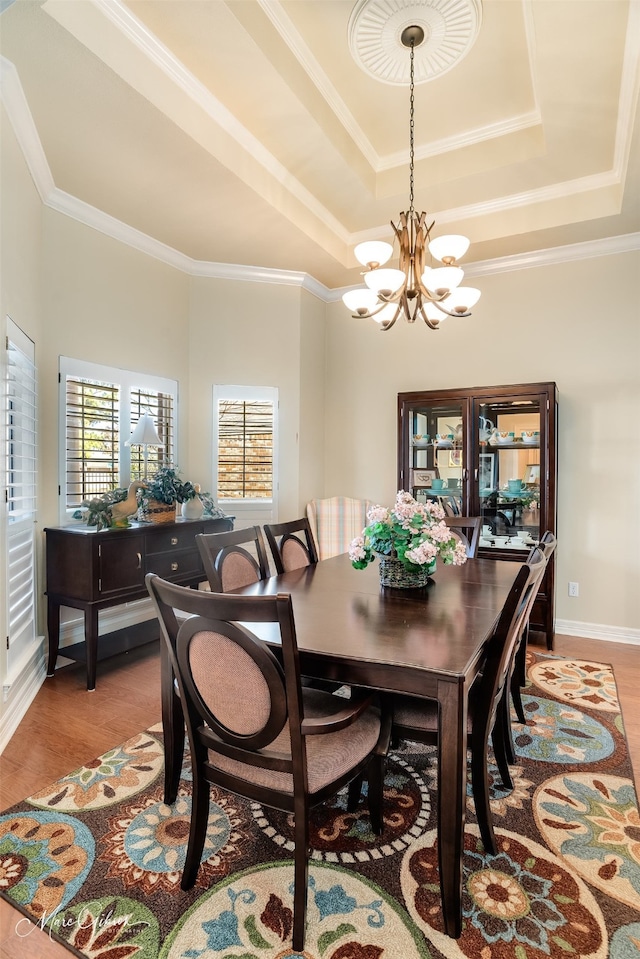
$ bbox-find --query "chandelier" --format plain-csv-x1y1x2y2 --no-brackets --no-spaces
342,25,481,331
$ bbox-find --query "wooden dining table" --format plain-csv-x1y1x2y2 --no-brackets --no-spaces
233,551,523,938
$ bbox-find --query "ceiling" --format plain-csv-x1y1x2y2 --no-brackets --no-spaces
1,0,639,291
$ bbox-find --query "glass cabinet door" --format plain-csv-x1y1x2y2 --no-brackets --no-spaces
475,395,542,552
405,398,466,512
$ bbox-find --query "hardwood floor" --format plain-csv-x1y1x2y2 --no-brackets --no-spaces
0,634,638,958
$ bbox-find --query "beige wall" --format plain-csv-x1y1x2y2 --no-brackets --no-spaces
325,252,640,633
1,97,638,747
187,276,325,520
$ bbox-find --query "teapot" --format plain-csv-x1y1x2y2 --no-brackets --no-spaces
479,416,494,443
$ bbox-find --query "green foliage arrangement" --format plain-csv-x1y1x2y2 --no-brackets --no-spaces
137,466,194,507
73,488,129,532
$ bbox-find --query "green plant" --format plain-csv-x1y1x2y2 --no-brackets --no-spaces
73,488,129,532
137,466,194,507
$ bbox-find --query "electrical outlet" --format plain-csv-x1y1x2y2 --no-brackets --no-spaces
568,582,579,597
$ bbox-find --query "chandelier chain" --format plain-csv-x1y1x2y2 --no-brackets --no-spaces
409,39,415,215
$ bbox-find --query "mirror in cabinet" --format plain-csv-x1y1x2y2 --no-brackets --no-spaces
477,396,542,551
406,398,464,515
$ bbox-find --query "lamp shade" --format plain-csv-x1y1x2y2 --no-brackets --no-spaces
126,412,162,447
364,268,405,295
342,288,380,314
439,287,481,314
422,266,464,296
428,234,470,264
423,301,448,323
354,240,393,268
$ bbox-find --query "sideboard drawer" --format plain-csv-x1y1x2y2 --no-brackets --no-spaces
146,548,203,580
146,525,202,554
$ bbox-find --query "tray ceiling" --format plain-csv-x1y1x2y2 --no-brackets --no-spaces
1,0,639,289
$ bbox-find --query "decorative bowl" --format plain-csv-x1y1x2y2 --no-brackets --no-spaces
521,430,540,445
496,431,515,445
412,434,430,447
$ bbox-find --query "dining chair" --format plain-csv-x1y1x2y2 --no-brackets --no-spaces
443,515,482,558
196,525,270,593
306,496,373,560
264,517,319,573
146,573,390,952
390,548,546,855
507,531,557,736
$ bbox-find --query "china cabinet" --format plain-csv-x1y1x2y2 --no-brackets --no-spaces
398,382,557,647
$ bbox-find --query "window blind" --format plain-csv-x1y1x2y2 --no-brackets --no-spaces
217,399,273,499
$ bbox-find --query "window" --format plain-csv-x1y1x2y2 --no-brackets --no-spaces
213,386,278,519
4,319,37,678
60,358,177,516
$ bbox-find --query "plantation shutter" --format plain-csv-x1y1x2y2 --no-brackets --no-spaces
59,358,178,518
5,319,37,677
65,377,120,508
217,399,273,499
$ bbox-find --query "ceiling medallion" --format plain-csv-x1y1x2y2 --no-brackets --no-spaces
348,0,482,85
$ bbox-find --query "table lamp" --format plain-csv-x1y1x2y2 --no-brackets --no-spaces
126,412,162,479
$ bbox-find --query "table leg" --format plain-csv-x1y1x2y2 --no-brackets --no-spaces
46,597,60,677
85,607,99,691
437,678,467,938
161,638,185,804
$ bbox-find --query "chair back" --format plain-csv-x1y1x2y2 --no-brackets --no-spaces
474,549,546,738
264,518,319,574
146,574,304,797
196,525,270,592
306,496,373,560
443,515,482,557
538,530,557,562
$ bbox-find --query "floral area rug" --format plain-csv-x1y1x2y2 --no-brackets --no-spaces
1,652,639,959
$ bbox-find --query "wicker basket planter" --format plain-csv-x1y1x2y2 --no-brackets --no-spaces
378,556,435,589
139,499,177,524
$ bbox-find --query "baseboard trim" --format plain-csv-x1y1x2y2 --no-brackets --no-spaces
555,619,640,646
0,641,47,754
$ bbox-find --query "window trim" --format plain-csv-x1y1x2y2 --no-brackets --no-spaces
212,385,278,514
59,356,178,522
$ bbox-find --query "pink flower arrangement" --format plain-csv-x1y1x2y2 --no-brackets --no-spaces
349,490,468,572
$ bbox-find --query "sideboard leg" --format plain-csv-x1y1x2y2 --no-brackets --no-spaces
85,607,99,691
46,597,60,677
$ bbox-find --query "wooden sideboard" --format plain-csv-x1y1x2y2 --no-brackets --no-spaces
45,515,233,690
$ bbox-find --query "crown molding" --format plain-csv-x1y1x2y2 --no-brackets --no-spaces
2,56,638,306
331,232,640,301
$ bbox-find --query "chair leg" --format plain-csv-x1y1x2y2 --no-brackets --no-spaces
470,736,497,856
491,705,514,792
181,776,210,890
366,757,385,836
501,683,517,766
346,773,364,812
292,801,310,952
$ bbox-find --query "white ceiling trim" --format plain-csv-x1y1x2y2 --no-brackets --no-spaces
330,231,640,301
257,0,379,170
45,0,351,245
261,0,541,174
381,108,542,170
0,57,54,200
614,0,640,180
2,54,637,303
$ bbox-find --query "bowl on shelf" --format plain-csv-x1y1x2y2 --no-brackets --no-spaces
496,431,515,445
412,434,430,447
521,430,540,445
436,433,454,448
